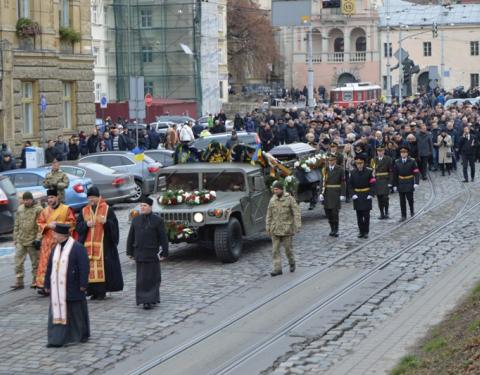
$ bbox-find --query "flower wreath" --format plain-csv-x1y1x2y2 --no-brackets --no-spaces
294,154,325,173
201,141,231,163
165,221,195,242
160,190,217,206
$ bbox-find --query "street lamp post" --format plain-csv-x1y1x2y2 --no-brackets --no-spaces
398,26,403,105
306,22,314,108
386,0,392,104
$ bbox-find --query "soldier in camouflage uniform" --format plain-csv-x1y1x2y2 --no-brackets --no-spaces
11,191,43,289
266,180,301,277
43,159,69,203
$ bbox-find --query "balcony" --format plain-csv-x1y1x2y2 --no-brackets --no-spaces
303,51,376,64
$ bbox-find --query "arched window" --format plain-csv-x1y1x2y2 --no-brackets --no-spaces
334,38,344,53
356,36,366,52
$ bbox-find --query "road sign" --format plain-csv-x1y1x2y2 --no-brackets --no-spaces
394,48,409,62
145,93,153,107
129,76,146,120
100,95,108,109
40,95,47,113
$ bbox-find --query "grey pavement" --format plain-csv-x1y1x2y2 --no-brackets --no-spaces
0,170,471,375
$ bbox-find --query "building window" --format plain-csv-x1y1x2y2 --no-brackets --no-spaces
382,75,387,90
219,81,224,99
21,82,33,135
471,74,479,89
334,38,344,52
105,48,109,67
60,0,71,27
383,42,392,57
144,81,153,96
95,83,101,102
92,5,98,24
104,6,107,24
63,82,73,129
93,47,99,65
423,42,432,57
142,47,153,63
17,0,30,18
140,9,152,28
355,37,366,52
471,41,479,56
218,10,224,32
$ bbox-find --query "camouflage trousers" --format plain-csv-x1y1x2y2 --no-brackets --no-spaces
271,235,295,273
14,244,38,284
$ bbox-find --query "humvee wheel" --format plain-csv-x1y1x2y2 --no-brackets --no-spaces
214,217,243,263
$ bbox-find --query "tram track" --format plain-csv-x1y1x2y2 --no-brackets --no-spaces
125,175,476,375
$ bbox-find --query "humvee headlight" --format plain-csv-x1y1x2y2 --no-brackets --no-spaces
193,212,204,223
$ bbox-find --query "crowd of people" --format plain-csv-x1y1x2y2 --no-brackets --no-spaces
5,90,480,346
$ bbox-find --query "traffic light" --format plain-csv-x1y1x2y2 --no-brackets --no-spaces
432,22,438,38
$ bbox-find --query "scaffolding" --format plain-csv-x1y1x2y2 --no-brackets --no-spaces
110,0,201,103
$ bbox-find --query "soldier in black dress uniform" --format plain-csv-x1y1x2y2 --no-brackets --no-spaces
127,197,169,310
320,153,346,237
393,146,420,222
349,154,376,238
371,145,393,219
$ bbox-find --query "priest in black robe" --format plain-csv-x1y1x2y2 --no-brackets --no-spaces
126,196,169,310
76,186,124,300
44,223,90,347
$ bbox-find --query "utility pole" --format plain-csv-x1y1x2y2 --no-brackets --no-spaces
398,27,403,105
307,22,314,108
386,0,392,103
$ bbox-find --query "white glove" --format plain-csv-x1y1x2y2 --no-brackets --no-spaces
414,184,419,188
319,194,324,201
393,186,397,192
367,195,373,200
352,194,358,200
340,196,346,202
388,184,392,187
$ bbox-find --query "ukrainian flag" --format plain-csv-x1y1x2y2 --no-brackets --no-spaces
132,146,144,161
251,144,262,165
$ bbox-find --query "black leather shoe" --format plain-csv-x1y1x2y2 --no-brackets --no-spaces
46,344,62,348
143,303,152,310
332,231,339,237
270,270,283,277
399,217,407,222
329,231,334,236
463,180,469,183
378,215,385,220
290,264,296,273
358,233,364,238
363,233,369,239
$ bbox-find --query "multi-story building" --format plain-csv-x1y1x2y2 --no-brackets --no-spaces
91,0,115,103
378,0,480,94
109,0,227,117
281,0,381,92
0,0,95,149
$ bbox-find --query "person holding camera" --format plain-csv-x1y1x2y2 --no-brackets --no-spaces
11,192,43,290
435,128,453,176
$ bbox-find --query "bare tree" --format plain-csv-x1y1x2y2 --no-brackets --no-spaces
227,0,278,84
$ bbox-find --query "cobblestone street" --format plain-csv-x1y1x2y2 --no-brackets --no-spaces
0,171,477,374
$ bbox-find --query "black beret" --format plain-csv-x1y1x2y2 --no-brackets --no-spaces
87,186,100,197
141,196,154,206
54,223,70,235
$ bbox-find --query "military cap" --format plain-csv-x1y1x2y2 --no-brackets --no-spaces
330,142,339,148
22,191,34,200
399,146,409,152
376,144,385,150
271,180,284,190
354,154,366,161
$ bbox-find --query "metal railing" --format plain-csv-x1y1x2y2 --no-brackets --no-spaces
350,51,366,62
304,51,374,64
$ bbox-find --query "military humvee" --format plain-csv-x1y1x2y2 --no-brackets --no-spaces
151,163,271,263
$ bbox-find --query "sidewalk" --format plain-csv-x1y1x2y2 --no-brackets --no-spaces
325,239,480,375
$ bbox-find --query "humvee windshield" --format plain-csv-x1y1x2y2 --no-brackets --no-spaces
165,173,199,191
204,172,246,192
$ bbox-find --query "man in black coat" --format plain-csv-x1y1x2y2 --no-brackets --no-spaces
44,224,90,347
76,186,124,300
371,146,393,219
458,126,476,182
127,197,169,310
393,146,420,221
349,154,376,239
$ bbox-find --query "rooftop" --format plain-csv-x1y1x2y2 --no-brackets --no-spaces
378,0,480,27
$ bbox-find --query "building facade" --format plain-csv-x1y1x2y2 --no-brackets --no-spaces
378,0,480,95
108,0,227,117
92,0,115,103
0,0,95,149
281,0,381,93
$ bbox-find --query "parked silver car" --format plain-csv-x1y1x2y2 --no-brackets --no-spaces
0,176,18,235
79,151,162,202
59,162,137,204
144,149,175,167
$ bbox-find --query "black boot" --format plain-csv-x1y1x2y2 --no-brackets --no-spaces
329,222,335,236
333,223,339,237
384,206,389,219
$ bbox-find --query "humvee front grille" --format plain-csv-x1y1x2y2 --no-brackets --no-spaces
160,212,193,224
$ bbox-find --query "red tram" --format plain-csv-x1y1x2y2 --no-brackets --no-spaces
330,82,382,108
